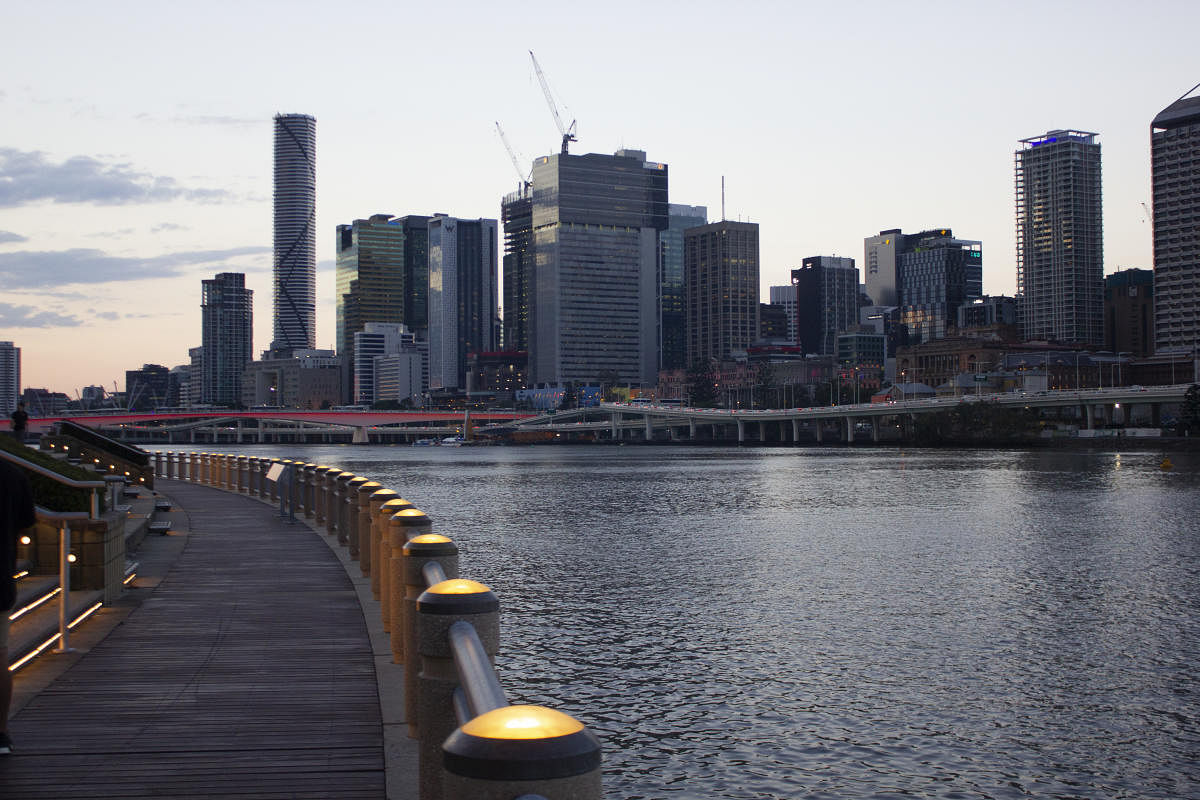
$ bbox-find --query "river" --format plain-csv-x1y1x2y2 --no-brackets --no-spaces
228,443,1200,799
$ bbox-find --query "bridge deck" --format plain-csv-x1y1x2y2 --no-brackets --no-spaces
1,481,386,799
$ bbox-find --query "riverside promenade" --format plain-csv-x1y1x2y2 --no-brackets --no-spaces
1,479,415,799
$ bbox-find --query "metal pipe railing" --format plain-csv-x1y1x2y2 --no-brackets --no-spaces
448,620,506,723
33,507,91,654
1,450,105,519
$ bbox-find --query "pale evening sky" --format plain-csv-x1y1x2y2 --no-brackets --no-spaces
1,0,1195,396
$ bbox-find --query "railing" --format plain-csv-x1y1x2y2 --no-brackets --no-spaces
154,450,602,800
0,449,106,520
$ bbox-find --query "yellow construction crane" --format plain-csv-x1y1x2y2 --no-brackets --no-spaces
529,50,577,155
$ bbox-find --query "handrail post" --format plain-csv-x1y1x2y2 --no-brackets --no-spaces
389,509,432,660
53,520,76,654
415,579,499,800
404,534,459,737
353,481,381,563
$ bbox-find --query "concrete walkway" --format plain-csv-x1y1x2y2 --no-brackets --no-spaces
2,479,416,799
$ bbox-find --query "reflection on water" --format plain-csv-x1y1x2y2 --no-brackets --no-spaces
233,444,1200,799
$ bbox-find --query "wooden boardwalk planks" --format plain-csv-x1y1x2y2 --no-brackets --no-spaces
1,480,385,799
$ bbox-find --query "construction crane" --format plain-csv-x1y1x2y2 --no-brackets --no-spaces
529,50,577,155
1141,202,1152,224
495,121,530,190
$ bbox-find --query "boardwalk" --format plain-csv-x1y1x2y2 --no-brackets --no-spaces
1,480,389,799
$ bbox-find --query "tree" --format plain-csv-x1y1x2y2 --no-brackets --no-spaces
687,361,718,408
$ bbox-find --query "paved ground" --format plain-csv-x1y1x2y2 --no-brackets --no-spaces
2,479,415,799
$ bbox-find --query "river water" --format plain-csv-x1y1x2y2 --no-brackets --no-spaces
229,444,1200,799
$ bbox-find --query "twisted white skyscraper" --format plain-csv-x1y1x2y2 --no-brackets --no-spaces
273,113,316,351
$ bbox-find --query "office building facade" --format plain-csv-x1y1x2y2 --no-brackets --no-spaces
898,229,982,344
1015,129,1104,345
273,113,317,351
125,364,171,411
769,285,798,343
428,215,498,391
200,273,253,407
1104,268,1155,358
685,221,760,365
353,323,419,405
336,214,431,402
1151,95,1200,353
793,256,859,356
501,187,533,353
661,204,708,370
864,230,902,307
529,149,668,387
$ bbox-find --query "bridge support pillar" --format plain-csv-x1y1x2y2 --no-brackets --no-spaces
644,414,653,442
792,418,800,443
815,419,823,443
758,421,766,442
1083,404,1094,430
736,419,745,444
689,418,696,439
845,416,854,443
872,418,881,442
352,426,369,444
611,414,619,441
1151,403,1162,428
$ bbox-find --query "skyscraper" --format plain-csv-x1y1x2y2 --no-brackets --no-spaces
335,214,430,402
768,285,798,343
1151,94,1200,353
201,273,253,406
864,230,902,307
427,215,498,391
685,221,760,365
273,113,316,351
501,186,532,353
661,204,708,371
1015,129,1104,345
792,256,859,356
0,341,19,414
529,149,668,387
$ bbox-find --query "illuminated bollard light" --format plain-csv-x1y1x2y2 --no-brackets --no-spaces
237,455,249,493
442,705,603,800
389,509,432,657
403,534,459,732
337,473,361,545
372,494,409,592
416,579,499,800
353,480,381,561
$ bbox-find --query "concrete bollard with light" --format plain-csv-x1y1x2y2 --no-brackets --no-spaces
374,497,411,609
442,705,603,800
366,490,400,587
403,533,459,734
389,508,432,658
353,480,381,562
338,473,363,546
415,579,499,800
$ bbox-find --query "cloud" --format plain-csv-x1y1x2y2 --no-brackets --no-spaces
0,245,271,289
0,301,82,328
170,114,260,128
88,308,121,321
0,148,234,207
0,230,27,243
151,222,189,233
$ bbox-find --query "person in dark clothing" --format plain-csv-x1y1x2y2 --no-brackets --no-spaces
10,402,28,441
0,459,36,754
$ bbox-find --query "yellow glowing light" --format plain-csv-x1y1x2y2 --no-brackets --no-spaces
461,705,584,740
67,554,77,563
427,578,490,595
20,535,31,545
410,534,452,544
394,508,427,519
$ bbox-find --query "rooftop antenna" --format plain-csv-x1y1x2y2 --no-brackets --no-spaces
721,176,726,222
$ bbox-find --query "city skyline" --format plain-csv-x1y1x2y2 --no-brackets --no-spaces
0,1,1195,394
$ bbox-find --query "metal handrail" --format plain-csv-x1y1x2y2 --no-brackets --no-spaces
2,449,106,519
33,506,91,653
448,621,507,724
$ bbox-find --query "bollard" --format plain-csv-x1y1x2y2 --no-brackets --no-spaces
368,491,403,588
266,459,281,504
325,471,346,537
237,455,249,493
404,534,459,737
166,451,175,480
376,499,415,628
292,463,308,515
343,475,369,551
353,480,381,562
154,451,163,478
336,473,359,545
189,452,198,483
442,705,603,800
389,509,433,653
312,467,333,525
301,464,318,517
415,579,499,800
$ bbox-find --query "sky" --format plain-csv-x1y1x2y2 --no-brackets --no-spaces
1,0,1196,396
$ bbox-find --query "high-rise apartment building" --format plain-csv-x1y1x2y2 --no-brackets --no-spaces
1151,94,1200,353
200,272,253,407
792,256,859,356
428,215,498,391
273,113,317,351
661,204,708,371
501,186,532,353
685,221,761,365
1015,129,1104,345
529,149,668,387
864,230,902,307
898,229,982,344
0,341,19,414
335,214,431,402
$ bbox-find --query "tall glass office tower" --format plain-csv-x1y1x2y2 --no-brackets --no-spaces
201,273,253,406
1152,94,1200,354
273,113,316,351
